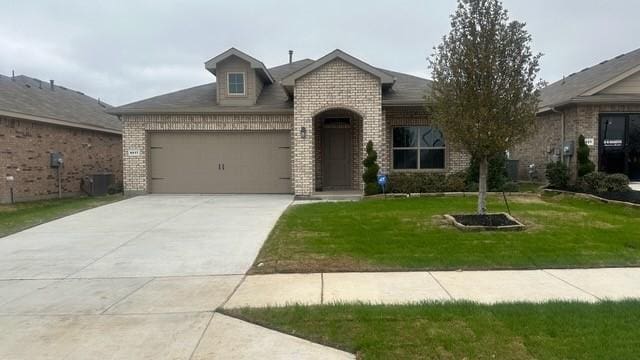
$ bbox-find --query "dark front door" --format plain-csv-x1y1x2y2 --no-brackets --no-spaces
322,128,352,189
599,114,640,181
629,115,640,180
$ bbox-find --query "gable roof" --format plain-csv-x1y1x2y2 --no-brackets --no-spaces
109,56,430,115
109,59,313,115
0,74,121,133
204,48,274,84
539,48,640,112
280,49,395,93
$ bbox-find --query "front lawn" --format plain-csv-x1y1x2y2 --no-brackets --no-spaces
0,195,125,237
226,301,640,359
252,194,640,273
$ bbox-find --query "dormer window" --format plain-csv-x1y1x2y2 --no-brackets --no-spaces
227,72,245,95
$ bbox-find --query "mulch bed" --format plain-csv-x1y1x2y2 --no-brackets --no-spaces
452,214,520,227
596,191,640,205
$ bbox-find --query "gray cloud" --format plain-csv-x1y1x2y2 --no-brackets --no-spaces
1,0,639,106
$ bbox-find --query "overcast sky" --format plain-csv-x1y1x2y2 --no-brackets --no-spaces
1,0,639,106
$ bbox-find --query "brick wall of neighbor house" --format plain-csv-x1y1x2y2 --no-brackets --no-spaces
0,116,122,203
121,113,293,194
512,103,640,181
383,106,470,175
510,111,564,180
293,58,382,196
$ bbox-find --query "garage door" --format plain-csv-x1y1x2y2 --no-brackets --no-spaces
149,132,291,194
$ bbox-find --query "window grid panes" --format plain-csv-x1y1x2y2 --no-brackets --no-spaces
392,126,445,170
228,73,245,95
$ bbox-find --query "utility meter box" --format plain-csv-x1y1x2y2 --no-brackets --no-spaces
563,141,575,156
50,152,64,167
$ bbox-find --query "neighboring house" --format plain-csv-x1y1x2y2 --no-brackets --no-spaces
512,48,640,182
110,48,469,196
0,75,122,203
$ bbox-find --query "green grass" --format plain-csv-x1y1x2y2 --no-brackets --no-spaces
226,301,640,360
0,195,125,237
252,194,640,273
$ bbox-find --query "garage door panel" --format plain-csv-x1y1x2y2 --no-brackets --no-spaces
149,132,291,194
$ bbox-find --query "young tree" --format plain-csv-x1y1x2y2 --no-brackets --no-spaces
429,0,541,214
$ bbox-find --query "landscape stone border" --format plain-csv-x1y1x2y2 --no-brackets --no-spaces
444,213,526,232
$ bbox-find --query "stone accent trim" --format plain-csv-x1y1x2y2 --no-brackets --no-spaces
122,114,293,194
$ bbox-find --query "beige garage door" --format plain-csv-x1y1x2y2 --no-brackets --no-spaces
149,132,291,194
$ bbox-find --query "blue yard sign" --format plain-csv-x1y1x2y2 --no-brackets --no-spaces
377,174,388,194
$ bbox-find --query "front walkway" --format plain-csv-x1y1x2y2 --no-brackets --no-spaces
224,268,640,308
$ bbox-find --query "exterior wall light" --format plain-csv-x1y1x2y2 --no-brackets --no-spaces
300,126,307,139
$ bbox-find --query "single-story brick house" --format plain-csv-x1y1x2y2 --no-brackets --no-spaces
110,48,470,196
0,75,122,203
511,48,640,182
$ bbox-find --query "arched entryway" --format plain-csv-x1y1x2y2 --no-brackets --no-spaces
313,108,363,192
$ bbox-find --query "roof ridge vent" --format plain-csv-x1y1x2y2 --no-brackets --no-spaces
615,53,626,59
568,72,577,77
599,60,609,65
580,67,590,72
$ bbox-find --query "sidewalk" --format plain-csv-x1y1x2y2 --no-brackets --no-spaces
224,267,640,308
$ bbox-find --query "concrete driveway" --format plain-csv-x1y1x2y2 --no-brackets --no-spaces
0,195,353,359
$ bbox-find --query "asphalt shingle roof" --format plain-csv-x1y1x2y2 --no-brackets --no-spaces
0,74,121,132
539,48,640,109
109,58,431,114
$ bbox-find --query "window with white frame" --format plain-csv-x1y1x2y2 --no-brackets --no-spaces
227,72,245,95
392,126,445,170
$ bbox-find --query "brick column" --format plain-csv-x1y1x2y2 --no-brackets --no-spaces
292,114,315,196
122,117,147,195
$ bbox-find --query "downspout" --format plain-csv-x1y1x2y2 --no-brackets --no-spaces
550,107,565,163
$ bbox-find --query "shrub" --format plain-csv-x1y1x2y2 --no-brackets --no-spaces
445,171,468,192
467,153,508,191
466,181,479,192
388,172,471,194
362,141,380,195
577,135,596,177
107,182,123,195
545,161,570,189
580,172,631,193
578,172,607,193
605,173,632,192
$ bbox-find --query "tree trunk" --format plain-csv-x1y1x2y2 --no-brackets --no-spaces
477,156,488,215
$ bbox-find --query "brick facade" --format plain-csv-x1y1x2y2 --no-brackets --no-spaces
0,116,122,203
120,57,478,196
121,113,293,194
293,58,383,196
511,104,640,181
121,61,474,197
